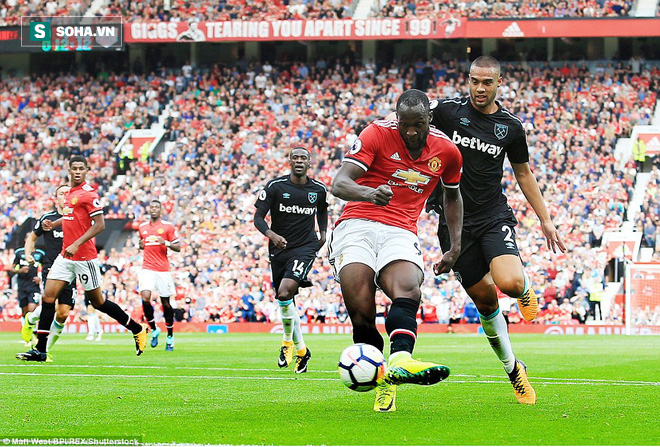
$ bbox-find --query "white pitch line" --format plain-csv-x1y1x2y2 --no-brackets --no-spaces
0,372,337,381
1,364,658,386
1,371,658,386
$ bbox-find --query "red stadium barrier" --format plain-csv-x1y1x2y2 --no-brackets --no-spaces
2,321,655,335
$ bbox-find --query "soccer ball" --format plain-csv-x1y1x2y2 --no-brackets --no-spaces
337,343,387,392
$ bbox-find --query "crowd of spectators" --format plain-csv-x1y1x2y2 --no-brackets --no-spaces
100,0,351,22
636,166,660,253
1,56,658,328
376,0,634,19
0,0,640,27
0,0,92,26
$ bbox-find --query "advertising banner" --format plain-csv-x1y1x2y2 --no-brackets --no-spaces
123,18,660,43
125,18,467,42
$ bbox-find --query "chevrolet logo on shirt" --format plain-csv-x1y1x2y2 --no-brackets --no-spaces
392,169,431,186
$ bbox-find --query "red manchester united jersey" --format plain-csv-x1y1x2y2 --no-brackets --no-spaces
337,119,462,234
139,219,179,272
62,182,104,261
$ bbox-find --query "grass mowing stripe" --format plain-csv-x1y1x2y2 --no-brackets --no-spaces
2,371,658,387
3,364,659,385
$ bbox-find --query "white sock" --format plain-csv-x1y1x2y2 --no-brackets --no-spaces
47,318,65,351
292,311,306,353
29,306,42,324
479,308,516,374
279,300,295,343
88,313,100,335
517,271,530,297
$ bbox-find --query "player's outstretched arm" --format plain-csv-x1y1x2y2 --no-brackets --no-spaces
511,162,566,254
42,218,62,231
332,163,393,206
433,186,463,275
23,232,39,264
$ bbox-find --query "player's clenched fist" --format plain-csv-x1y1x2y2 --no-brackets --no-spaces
370,185,393,206
266,230,288,249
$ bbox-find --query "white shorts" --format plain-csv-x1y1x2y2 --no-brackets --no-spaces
138,269,176,297
328,219,424,283
47,255,102,292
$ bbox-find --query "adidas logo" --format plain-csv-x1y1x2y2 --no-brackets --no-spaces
502,22,524,38
646,136,660,153
390,152,402,161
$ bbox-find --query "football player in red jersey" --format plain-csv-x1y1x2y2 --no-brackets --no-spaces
16,155,148,362
330,89,464,412
138,199,181,351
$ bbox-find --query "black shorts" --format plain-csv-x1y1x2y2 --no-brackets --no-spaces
18,289,40,308
42,266,76,307
438,212,521,289
270,242,318,293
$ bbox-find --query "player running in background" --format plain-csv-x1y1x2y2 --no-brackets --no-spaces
330,89,463,412
254,146,328,374
138,199,181,351
21,185,76,356
12,246,44,319
84,297,104,341
16,155,148,362
426,56,566,404
12,246,45,337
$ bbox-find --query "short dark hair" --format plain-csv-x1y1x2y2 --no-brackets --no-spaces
69,155,88,167
396,89,430,115
471,56,501,75
289,146,310,158
150,199,162,206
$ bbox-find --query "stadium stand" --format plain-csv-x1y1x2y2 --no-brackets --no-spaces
2,54,657,326
0,0,93,26
101,0,352,21
636,166,660,256
375,0,635,18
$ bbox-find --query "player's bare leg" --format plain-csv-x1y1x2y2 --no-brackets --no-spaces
338,263,381,351
21,302,37,317
467,272,536,404
339,262,395,411
490,254,537,321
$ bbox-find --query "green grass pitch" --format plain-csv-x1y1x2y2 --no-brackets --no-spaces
1,332,659,445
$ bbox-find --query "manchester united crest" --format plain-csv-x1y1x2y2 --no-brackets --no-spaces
158,228,165,234
71,197,78,205
428,157,442,172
